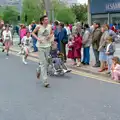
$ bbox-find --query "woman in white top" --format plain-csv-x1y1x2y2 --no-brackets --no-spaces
2,25,12,56
21,32,32,64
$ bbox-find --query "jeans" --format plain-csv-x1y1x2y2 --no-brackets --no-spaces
107,55,113,72
93,48,100,65
32,37,38,52
82,47,90,64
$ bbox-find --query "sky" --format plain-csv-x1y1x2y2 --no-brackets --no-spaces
78,0,87,4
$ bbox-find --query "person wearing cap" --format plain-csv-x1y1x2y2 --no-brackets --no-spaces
92,22,102,67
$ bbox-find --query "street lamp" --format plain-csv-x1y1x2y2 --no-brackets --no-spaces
88,0,91,25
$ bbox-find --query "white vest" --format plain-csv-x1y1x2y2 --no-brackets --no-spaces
37,24,54,48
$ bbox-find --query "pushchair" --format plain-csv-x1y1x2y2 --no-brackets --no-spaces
47,52,71,76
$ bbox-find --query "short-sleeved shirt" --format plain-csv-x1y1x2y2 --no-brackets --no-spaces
22,36,32,46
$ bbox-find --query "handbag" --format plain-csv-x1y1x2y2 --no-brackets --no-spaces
62,35,68,44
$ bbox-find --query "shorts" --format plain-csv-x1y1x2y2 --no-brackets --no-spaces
4,40,11,49
24,46,30,54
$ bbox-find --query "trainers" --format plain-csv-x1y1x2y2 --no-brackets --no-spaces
17,51,21,55
77,62,81,67
44,83,50,88
54,71,58,75
106,72,111,74
63,69,71,73
36,67,40,79
22,57,27,64
23,61,27,65
63,69,68,73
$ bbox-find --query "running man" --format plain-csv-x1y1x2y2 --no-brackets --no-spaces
21,32,32,64
32,15,54,87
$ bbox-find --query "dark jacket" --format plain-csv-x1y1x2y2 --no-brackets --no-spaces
92,27,102,49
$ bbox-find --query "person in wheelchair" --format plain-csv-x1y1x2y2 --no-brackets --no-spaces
50,41,71,75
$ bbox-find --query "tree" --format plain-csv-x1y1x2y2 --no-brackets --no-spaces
0,6,4,18
71,4,87,22
56,8,76,24
22,0,76,24
22,0,44,24
51,0,76,23
3,6,19,24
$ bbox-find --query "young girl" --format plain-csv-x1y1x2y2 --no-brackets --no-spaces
73,32,82,67
21,32,32,64
111,57,120,82
67,36,74,63
2,25,12,56
106,36,115,74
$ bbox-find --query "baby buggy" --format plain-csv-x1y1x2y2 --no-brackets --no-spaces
47,52,71,76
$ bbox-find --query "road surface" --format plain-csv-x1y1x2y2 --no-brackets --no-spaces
0,53,120,120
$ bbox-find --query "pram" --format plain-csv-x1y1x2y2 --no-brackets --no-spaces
47,52,71,76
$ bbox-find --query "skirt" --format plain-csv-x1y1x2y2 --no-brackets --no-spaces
99,51,107,61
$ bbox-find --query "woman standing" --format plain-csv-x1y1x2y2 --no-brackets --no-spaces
59,23,68,62
2,25,12,56
98,25,109,72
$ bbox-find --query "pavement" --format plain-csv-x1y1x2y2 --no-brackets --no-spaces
10,34,120,79
0,53,120,120
10,42,120,78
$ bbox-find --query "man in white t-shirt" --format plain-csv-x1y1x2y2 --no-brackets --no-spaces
21,32,32,64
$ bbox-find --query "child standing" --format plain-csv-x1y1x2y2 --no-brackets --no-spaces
106,36,115,74
67,36,74,64
73,32,82,67
111,57,120,82
21,32,32,64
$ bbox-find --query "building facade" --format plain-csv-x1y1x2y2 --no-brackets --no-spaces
89,0,120,24
0,0,21,13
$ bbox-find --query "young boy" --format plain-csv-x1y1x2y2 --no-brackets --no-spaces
50,41,71,75
21,32,32,64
